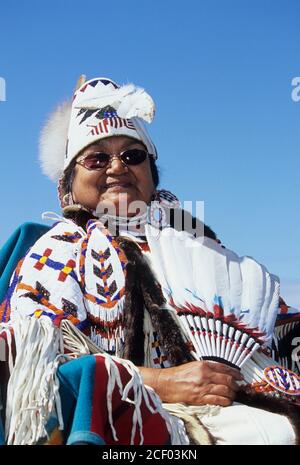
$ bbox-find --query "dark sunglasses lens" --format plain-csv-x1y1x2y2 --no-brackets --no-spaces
83,153,110,169
121,149,147,166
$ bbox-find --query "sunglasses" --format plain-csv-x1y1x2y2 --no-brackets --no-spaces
76,149,152,171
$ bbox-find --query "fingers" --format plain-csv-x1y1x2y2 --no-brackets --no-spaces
159,361,243,406
206,383,237,400
203,361,243,381
201,394,233,407
206,372,240,391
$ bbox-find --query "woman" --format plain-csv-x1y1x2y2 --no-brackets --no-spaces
0,75,299,445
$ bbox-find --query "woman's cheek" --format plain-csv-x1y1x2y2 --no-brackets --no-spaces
80,184,102,209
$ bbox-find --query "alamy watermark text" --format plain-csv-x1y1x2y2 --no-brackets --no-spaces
0,76,6,101
291,77,300,102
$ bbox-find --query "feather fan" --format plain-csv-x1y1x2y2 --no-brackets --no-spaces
145,226,279,368
145,226,300,397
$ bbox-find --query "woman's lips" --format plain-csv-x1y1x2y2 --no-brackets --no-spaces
103,182,133,191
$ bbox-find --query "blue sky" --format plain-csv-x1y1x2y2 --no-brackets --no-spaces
0,0,299,306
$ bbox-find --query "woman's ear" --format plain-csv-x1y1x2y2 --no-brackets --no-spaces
62,192,74,207
71,189,77,204
71,183,76,202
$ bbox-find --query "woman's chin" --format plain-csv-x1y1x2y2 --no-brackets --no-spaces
95,193,147,218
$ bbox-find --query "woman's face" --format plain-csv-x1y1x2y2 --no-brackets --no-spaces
71,135,155,216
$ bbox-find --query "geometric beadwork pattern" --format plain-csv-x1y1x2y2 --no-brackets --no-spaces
58,259,77,282
0,218,173,369
51,231,82,243
77,221,127,322
151,331,169,368
61,297,78,317
96,280,117,298
23,281,51,303
77,105,118,124
30,249,77,283
264,366,300,396
87,117,136,137
105,264,113,279
0,257,24,323
33,248,53,271
92,247,117,299
93,263,113,281
93,264,102,279
91,248,110,261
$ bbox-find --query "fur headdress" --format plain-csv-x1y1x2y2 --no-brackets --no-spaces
39,75,157,182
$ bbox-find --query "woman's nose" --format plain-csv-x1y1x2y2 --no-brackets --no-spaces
106,156,128,175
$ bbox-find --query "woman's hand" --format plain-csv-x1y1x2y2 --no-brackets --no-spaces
139,361,243,407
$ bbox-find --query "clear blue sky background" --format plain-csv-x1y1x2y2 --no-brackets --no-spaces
0,0,299,306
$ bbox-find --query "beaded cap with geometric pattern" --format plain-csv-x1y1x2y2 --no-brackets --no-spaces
39,75,157,181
